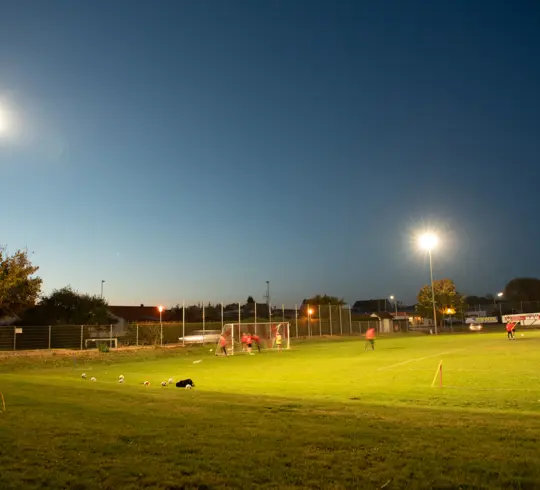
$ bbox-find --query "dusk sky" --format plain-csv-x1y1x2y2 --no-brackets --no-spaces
1,1,539,307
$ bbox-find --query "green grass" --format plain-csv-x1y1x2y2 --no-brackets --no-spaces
1,332,540,489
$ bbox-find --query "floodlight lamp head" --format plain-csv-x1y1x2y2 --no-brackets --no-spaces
497,292,503,298
419,232,438,251
158,305,164,312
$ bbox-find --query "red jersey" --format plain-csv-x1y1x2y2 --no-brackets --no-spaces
366,328,376,340
252,335,260,342
246,334,252,344
241,334,247,343
219,336,227,347
506,323,514,332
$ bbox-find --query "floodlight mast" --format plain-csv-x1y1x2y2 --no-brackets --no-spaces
419,233,439,335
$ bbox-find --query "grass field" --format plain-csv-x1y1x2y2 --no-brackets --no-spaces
1,332,540,489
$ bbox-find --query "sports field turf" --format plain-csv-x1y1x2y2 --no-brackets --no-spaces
1,332,540,489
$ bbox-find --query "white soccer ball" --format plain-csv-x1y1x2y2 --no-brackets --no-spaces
118,378,124,384
119,375,124,380
81,373,87,379
185,384,192,390
168,378,174,384
209,349,213,352
143,381,150,386
161,381,167,387
90,377,96,382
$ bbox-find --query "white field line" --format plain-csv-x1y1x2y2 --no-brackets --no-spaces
377,349,465,372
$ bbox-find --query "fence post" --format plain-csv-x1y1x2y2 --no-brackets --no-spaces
48,325,52,350
282,304,285,322
136,324,139,347
182,300,186,347
202,303,206,345
110,325,113,348
349,305,353,334
339,307,343,336
80,325,84,350
329,305,333,336
13,326,16,351
318,305,322,336
295,304,298,338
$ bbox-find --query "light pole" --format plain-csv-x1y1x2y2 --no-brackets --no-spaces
307,307,313,337
158,305,164,346
497,292,503,320
101,280,105,299
389,295,398,317
419,232,439,334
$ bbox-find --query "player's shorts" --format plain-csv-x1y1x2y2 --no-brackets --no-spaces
247,343,252,348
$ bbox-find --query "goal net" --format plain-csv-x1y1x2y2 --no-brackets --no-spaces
214,322,290,355
85,338,118,349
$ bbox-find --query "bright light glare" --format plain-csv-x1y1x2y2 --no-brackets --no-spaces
158,305,164,312
497,292,503,298
308,308,314,315
389,295,395,300
418,232,438,251
0,106,8,135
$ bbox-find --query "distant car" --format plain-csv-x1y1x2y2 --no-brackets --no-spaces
469,323,483,331
179,329,221,344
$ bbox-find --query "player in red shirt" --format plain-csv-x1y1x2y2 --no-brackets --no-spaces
241,333,248,352
365,327,376,350
252,334,261,352
246,333,254,354
506,322,515,340
217,334,228,356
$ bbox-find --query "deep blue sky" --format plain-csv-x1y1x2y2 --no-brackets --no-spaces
1,1,539,307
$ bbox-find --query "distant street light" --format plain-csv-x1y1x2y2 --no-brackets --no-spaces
496,292,504,319
158,305,164,346
389,295,398,317
419,232,439,334
307,307,313,337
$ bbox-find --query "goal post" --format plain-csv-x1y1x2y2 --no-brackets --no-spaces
214,322,290,355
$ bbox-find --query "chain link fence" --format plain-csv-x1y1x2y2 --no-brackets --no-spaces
0,311,404,352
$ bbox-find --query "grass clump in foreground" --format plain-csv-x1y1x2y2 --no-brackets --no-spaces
1,332,540,489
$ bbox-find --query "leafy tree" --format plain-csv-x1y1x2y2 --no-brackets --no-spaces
20,286,112,325
0,247,42,318
416,279,464,325
304,294,345,306
246,296,255,304
504,278,540,302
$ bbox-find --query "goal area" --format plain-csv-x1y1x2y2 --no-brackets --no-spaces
214,322,290,355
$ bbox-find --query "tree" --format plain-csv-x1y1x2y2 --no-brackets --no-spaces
416,279,464,326
0,247,42,319
246,296,255,304
304,294,345,306
20,286,112,325
504,278,540,302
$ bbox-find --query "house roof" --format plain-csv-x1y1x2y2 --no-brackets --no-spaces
109,305,170,323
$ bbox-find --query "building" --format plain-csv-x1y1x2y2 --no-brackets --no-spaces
352,299,393,315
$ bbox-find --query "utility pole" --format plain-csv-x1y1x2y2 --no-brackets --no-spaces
264,281,270,320
101,280,105,299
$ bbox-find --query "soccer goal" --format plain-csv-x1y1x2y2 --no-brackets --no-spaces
214,322,290,355
84,338,118,350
